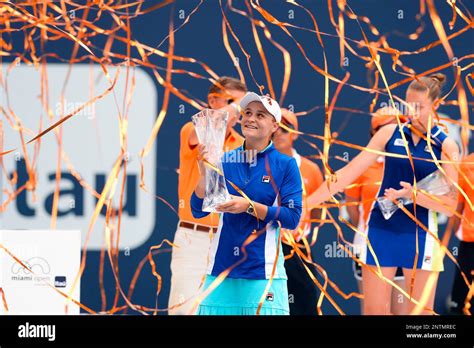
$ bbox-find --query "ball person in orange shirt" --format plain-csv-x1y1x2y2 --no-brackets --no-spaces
344,106,407,315
273,109,324,315
447,152,474,314
168,77,247,315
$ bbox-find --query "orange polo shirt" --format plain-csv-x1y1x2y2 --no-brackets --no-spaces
283,151,324,242
178,121,243,227
457,153,474,242
344,158,384,229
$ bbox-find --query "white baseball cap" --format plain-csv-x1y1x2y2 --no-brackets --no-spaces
239,92,282,123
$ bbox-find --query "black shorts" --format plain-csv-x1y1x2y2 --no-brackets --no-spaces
282,243,319,315
450,240,474,314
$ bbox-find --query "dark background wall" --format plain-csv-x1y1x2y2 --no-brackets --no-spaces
5,0,473,315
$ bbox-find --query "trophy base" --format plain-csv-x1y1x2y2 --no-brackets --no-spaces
377,197,412,220
202,194,232,213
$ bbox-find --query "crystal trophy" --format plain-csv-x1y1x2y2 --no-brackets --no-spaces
191,109,231,212
377,170,452,220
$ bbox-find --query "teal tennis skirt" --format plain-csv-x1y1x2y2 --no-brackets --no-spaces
197,275,289,315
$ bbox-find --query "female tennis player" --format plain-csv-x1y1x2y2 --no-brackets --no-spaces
308,73,459,315
345,106,407,315
191,92,303,315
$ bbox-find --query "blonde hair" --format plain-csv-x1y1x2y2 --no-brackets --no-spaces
408,73,446,101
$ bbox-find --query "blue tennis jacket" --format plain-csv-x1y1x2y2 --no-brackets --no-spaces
191,141,303,279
